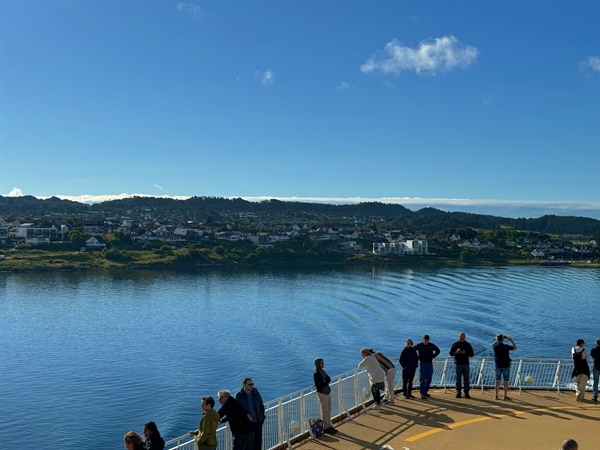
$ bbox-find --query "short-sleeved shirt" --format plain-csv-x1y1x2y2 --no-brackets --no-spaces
493,342,514,368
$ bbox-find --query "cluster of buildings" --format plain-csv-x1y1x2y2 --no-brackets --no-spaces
0,213,595,260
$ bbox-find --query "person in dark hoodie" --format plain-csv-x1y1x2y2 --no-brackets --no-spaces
217,389,253,450
313,358,337,435
236,378,266,450
414,334,440,399
399,339,418,399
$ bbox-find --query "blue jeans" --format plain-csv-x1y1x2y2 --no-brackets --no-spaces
593,366,599,399
420,362,433,395
455,364,470,394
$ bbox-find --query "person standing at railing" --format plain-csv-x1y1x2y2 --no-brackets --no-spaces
414,335,440,400
313,358,338,435
236,378,266,449
368,349,397,406
571,339,590,402
358,348,386,410
449,332,474,399
217,389,254,450
590,338,600,403
493,334,517,400
189,396,219,450
399,339,418,399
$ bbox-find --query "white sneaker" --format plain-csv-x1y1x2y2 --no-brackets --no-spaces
371,404,382,410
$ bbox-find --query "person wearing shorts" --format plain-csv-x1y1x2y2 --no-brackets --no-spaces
493,334,517,400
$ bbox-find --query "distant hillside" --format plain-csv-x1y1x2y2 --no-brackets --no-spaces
0,195,598,236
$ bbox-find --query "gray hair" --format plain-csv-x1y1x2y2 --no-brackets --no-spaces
217,389,231,399
561,438,578,450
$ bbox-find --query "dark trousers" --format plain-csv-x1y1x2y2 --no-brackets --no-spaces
251,421,263,450
455,364,470,394
233,431,254,450
402,367,416,396
371,381,384,404
419,362,433,395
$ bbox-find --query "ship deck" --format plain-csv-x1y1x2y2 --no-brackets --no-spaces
295,389,599,450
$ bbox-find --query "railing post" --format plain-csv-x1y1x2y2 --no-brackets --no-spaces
337,375,343,421
277,398,284,446
300,390,306,436
353,369,360,410
225,423,231,450
515,359,523,393
440,358,448,392
553,360,562,394
477,358,486,392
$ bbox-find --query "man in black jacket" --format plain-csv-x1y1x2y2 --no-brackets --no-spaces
217,389,254,450
235,378,266,449
449,332,475,398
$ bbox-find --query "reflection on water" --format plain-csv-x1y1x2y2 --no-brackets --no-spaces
0,266,597,449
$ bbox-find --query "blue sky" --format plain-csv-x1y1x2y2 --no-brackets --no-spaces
1,1,599,219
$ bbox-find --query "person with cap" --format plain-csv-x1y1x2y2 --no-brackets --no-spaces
493,334,517,400
414,334,440,399
571,338,590,402
449,332,475,399
590,338,600,402
399,339,418,399
313,358,337,434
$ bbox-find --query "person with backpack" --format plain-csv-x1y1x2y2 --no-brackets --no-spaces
571,338,591,402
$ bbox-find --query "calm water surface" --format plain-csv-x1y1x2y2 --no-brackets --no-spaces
0,266,598,449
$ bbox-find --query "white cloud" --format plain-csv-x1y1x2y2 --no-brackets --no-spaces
153,184,165,191
580,55,600,73
176,2,203,19
361,35,478,76
6,187,23,197
336,81,356,91
261,69,275,85
482,94,494,106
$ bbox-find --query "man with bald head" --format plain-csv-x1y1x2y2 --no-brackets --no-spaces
449,332,474,398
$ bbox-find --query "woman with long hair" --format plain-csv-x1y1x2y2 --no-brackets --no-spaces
143,421,165,450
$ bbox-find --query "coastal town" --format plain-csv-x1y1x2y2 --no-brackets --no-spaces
0,196,598,270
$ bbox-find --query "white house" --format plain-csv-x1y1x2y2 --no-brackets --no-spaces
85,237,106,250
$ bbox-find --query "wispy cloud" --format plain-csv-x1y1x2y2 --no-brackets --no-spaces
361,35,477,76
176,2,203,19
580,55,600,73
153,184,165,191
6,187,23,197
260,69,275,85
40,193,599,219
482,94,494,106
336,81,356,91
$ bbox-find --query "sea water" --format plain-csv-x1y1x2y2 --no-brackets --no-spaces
0,266,597,449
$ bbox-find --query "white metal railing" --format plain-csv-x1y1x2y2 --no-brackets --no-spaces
165,357,594,450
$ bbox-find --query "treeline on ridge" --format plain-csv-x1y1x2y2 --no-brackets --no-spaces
0,195,598,236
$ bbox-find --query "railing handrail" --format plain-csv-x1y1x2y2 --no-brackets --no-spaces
165,357,586,449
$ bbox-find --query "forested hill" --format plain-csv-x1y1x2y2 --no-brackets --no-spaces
0,195,598,236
